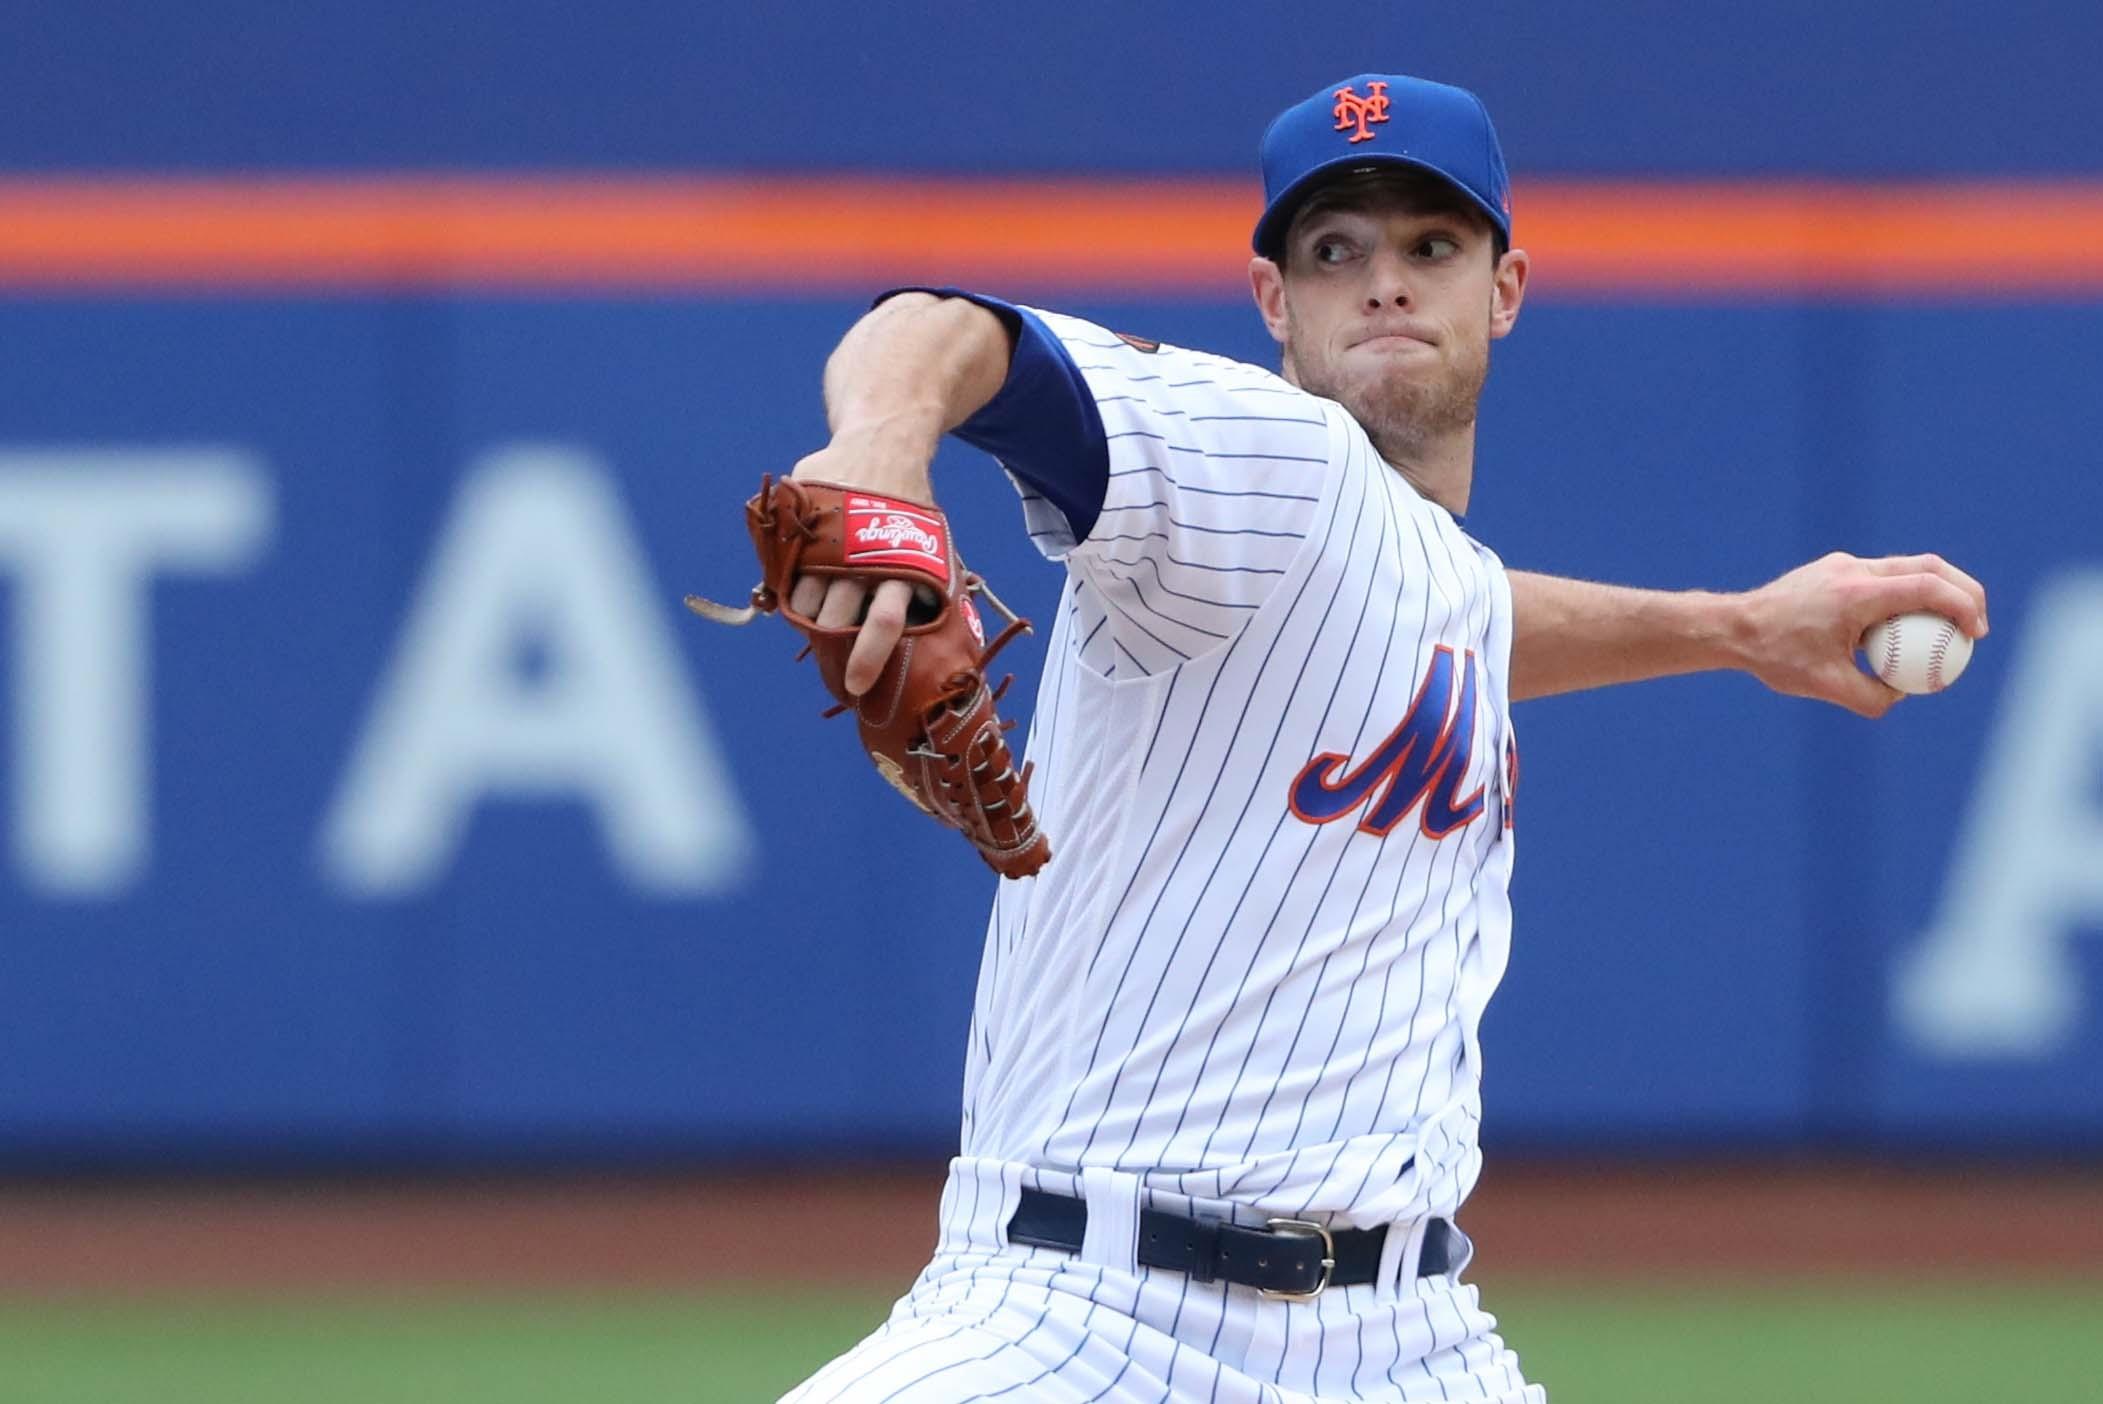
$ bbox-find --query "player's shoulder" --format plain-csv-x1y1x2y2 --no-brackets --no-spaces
1024,306,1326,407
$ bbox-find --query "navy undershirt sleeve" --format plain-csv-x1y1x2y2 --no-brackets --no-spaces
875,287,1110,544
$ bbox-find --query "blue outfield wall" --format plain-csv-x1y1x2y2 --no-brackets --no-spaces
5,0,2100,177
4,0,2102,1166
0,293,2098,1163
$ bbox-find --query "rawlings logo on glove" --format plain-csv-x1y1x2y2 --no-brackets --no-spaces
685,475,1051,880
844,498,950,579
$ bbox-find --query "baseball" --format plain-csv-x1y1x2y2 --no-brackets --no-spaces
1861,611,1973,694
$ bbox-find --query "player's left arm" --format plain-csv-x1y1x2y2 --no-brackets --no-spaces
1507,552,1988,718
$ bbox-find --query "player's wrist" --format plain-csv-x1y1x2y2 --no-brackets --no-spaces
804,411,943,501
1700,588,1761,674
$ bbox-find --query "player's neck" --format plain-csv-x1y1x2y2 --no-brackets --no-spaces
1278,358,1476,517
1374,424,1475,519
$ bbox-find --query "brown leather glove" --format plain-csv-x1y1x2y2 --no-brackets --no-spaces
687,475,1051,879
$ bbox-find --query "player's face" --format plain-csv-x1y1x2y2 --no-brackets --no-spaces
1251,181,1527,464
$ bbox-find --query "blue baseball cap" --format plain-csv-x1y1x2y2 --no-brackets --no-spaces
1253,73,1513,260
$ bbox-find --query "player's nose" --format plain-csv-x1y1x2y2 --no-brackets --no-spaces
1363,244,1414,310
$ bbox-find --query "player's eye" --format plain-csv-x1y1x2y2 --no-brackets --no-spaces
1416,235,1461,260
1311,236,1354,266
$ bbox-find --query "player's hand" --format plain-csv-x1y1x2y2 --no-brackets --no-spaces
1735,551,1988,718
785,429,938,696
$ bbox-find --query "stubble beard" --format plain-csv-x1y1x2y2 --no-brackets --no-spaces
1287,334,1488,468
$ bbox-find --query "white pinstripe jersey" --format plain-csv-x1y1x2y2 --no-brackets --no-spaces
958,307,1520,1231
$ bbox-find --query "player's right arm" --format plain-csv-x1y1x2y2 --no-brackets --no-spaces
1505,554,1988,717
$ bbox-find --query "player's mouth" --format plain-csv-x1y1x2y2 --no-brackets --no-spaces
1352,324,1440,353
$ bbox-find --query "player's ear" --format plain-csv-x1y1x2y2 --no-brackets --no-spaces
1489,247,1529,340
1249,257,1290,345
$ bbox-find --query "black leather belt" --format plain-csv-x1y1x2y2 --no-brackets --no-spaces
1006,1187,1454,1300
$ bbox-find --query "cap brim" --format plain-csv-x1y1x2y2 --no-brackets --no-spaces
1253,152,1509,259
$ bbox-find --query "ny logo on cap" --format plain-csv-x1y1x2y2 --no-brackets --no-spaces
1332,81,1391,144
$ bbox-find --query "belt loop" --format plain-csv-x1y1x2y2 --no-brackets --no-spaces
1439,1220,1475,1281
975,1159,1027,1253
1078,1166,1142,1274
1377,1214,1416,1298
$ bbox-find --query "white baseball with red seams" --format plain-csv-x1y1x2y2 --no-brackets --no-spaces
1861,611,1973,694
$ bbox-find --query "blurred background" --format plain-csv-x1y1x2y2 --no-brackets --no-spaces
2,2,2100,1400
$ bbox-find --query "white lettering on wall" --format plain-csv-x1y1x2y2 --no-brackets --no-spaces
0,451,272,895
1893,570,2103,1058
320,444,752,896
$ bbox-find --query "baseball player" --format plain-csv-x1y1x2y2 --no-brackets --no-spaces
772,73,1987,1402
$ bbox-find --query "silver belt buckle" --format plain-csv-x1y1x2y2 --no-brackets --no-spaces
1257,1217,1335,1301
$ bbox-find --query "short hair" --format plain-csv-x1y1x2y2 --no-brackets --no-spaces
1280,167,1508,271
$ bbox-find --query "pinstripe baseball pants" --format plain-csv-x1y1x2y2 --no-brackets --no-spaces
781,1157,1544,1403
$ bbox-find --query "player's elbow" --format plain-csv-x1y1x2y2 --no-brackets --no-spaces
871,290,944,319
831,291,970,370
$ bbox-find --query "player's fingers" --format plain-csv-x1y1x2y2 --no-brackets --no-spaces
815,577,869,631
1829,663,1905,719
1854,571,1984,641
1858,554,1988,634
844,580,914,695
788,575,827,620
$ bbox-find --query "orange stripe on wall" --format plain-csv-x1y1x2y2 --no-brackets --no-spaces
1,176,2101,295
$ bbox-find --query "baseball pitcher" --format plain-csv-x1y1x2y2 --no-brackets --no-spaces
739,72,1988,1403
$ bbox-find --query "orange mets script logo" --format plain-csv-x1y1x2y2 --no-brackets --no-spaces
1332,82,1391,144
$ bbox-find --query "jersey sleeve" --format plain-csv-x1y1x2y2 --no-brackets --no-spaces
883,289,1337,674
